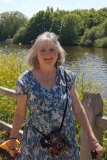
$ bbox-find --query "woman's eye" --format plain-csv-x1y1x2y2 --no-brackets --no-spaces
50,48,55,52
40,49,46,52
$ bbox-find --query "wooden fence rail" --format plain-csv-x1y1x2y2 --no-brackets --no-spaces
0,86,107,160
0,86,17,99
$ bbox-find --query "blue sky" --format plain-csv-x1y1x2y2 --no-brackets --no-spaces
0,0,107,18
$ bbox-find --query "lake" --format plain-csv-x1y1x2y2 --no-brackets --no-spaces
0,44,107,99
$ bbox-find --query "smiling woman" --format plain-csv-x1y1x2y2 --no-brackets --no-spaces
27,32,65,69
8,32,104,160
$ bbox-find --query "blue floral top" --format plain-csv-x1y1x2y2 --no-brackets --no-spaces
15,66,79,160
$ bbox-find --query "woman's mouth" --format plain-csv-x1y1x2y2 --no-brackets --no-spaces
44,58,53,61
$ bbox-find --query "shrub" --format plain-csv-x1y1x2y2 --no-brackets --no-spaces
95,37,107,48
13,26,27,44
0,53,27,123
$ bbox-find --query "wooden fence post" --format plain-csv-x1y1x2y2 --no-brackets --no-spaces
80,92,103,160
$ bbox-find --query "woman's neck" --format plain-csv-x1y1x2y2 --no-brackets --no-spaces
32,67,57,89
38,67,56,75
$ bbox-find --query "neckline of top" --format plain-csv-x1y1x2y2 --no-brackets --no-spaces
29,68,60,92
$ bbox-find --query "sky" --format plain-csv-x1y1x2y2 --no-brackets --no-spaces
0,0,107,18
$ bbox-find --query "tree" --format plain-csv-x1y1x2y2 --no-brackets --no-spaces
13,26,27,44
19,11,53,43
80,18,107,47
50,11,62,35
59,13,80,45
80,26,97,47
97,8,107,23
13,7,107,46
0,11,27,41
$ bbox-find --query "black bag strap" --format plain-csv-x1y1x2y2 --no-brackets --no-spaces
32,69,68,136
32,125,47,138
59,70,68,131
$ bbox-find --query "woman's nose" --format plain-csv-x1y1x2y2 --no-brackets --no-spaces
45,50,51,55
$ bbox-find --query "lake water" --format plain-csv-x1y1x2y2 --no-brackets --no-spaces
65,46,107,98
0,44,107,99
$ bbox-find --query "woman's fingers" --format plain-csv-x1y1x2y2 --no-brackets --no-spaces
9,149,21,157
96,145,105,157
90,141,105,158
93,143,105,157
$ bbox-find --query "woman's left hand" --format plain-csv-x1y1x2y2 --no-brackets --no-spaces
91,141,104,157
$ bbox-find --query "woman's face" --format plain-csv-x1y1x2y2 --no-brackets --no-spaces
36,40,58,69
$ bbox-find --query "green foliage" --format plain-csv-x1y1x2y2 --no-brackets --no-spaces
84,9,101,28
95,20,107,39
103,19,107,36
59,13,80,45
1,8,107,47
80,19,107,47
0,11,27,41
19,11,53,44
0,96,16,123
95,37,107,48
97,8,107,24
0,53,25,88
80,38,92,47
103,99,107,116
50,11,62,35
13,26,27,44
10,8,107,47
0,53,27,123
80,26,97,47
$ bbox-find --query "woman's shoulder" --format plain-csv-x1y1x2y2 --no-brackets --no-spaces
58,66,76,89
58,66,76,79
16,70,32,94
18,70,31,83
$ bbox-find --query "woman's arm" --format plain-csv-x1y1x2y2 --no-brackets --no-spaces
9,94,27,157
70,84,104,157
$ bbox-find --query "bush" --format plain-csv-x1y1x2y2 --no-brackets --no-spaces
82,39,92,47
0,53,27,123
95,37,107,47
80,27,97,47
13,26,27,44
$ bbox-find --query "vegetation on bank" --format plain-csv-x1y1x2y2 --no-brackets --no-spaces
80,20,107,47
1,7,107,47
0,53,28,123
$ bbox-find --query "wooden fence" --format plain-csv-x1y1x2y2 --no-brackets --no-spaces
0,86,107,160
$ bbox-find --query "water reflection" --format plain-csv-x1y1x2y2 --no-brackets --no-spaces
64,46,107,99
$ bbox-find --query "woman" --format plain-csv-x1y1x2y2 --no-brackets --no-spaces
9,32,104,160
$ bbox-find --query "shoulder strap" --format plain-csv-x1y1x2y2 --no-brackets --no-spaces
59,70,68,131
